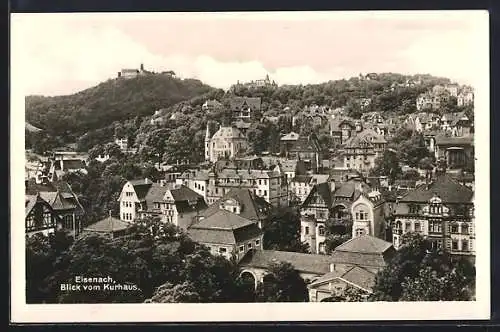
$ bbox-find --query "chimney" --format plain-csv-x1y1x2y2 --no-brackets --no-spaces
329,178,336,193
329,263,336,272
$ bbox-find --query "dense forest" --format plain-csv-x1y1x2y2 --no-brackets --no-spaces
25,74,217,143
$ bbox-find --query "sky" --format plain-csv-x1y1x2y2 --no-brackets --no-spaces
11,11,488,96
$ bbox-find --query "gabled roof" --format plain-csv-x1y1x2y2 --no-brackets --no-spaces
399,174,473,204
128,179,154,200
229,96,262,110
39,191,77,210
188,209,262,244
200,188,271,222
435,135,474,146
84,216,133,233
335,235,393,254
239,250,340,275
289,136,321,153
309,265,376,292
330,248,394,269
344,129,386,148
212,126,246,140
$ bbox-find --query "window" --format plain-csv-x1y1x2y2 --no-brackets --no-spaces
247,243,253,249
318,226,325,236
233,207,237,213
239,245,245,252
451,224,458,233
414,222,421,232
154,203,161,209
264,190,268,196
259,180,262,185
462,224,469,234
462,240,469,252
405,222,411,231
305,226,310,235
219,247,227,253
429,221,442,233
452,240,458,250
409,204,419,214
126,192,134,197
355,228,365,237
255,239,260,246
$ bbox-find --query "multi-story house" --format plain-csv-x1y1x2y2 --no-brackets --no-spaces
202,99,223,113
440,111,472,136
343,129,387,174
26,179,86,237
229,96,262,121
205,124,248,163
273,159,307,185
351,190,386,240
457,87,474,107
391,174,475,260
118,179,207,231
300,178,373,254
115,137,129,151
188,209,264,262
329,118,357,146
280,132,300,157
176,169,210,203
290,174,330,204
25,193,63,237
287,135,323,173
199,188,273,229
434,135,474,171
206,168,288,207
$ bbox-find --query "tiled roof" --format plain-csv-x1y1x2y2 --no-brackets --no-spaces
344,129,386,148
229,96,262,110
289,136,321,153
239,250,339,275
435,135,474,146
61,159,86,171
200,188,271,222
399,174,473,204
335,235,393,254
188,209,262,244
128,180,153,200
39,191,77,210
212,126,246,140
25,194,40,218
84,216,133,233
233,120,252,129
309,265,376,292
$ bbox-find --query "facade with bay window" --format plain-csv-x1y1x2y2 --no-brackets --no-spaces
391,174,474,259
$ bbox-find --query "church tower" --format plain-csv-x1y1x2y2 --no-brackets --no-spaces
205,122,211,162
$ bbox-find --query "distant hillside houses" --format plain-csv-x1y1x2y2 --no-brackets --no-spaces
416,84,473,111
230,74,278,91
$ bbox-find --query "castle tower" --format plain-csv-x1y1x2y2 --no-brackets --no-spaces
205,122,211,162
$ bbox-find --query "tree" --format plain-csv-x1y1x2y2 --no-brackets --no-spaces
370,150,402,184
323,234,351,254
26,230,74,303
255,262,309,302
262,207,309,253
370,232,475,301
145,282,201,303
